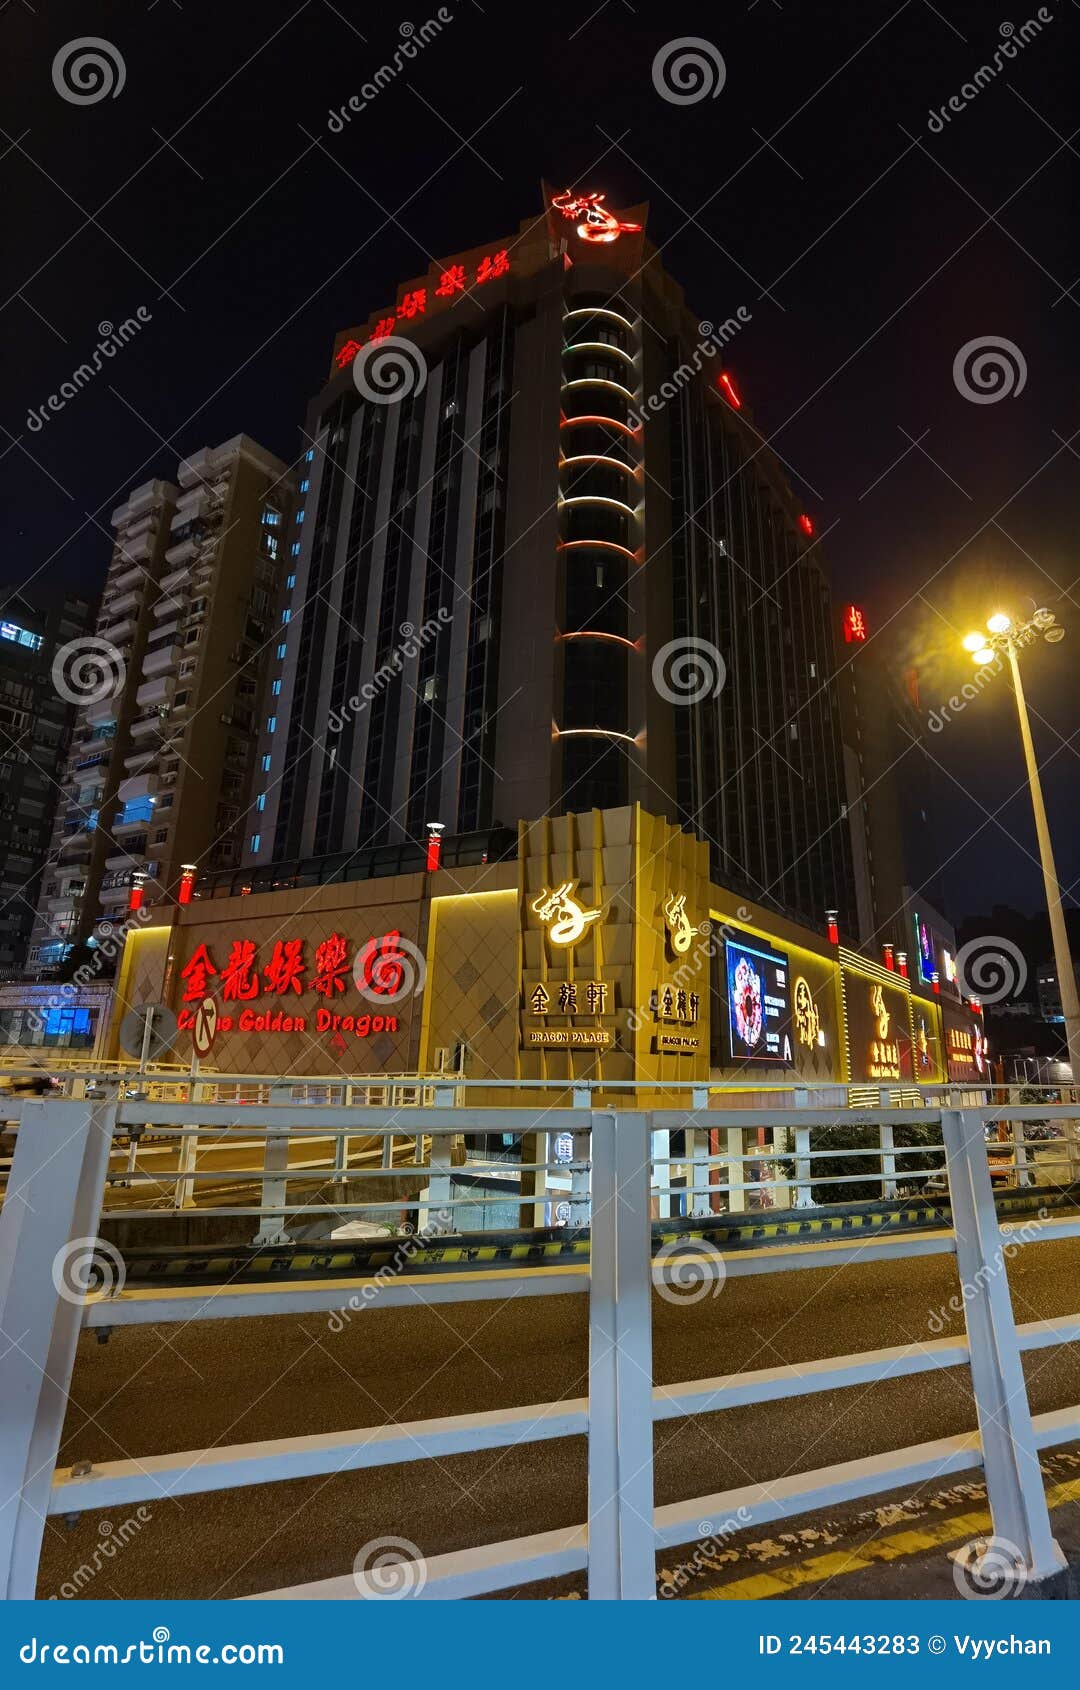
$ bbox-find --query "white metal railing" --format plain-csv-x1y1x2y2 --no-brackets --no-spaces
0,1087,1078,1599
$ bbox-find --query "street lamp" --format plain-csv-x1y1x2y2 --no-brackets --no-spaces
961,607,1080,1088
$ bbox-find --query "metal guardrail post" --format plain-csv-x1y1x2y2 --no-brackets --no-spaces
726,1125,745,1213
587,1111,656,1600
253,1085,293,1247
0,1095,117,1598
944,1107,1065,1583
793,1088,813,1209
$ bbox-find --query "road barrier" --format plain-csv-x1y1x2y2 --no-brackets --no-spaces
0,1080,1078,1599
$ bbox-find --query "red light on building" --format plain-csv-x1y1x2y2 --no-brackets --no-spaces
897,951,909,979
128,875,144,913
843,604,868,643
883,944,895,971
798,513,814,536
178,864,196,906
550,190,641,244
932,971,941,995
426,822,445,872
717,371,741,409
826,909,839,945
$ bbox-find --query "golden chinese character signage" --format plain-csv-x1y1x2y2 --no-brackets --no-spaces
531,881,603,947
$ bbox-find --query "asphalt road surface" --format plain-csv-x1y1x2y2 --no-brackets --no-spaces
38,1236,1080,1600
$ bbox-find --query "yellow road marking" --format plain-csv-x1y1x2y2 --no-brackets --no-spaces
691,1476,1080,1600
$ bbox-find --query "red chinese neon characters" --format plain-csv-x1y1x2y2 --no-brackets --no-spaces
356,930,407,997
263,938,305,996
221,939,260,1002
180,944,218,1002
551,190,642,245
844,604,868,643
335,254,514,369
313,931,350,997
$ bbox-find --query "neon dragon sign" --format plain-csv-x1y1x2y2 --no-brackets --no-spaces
550,190,642,245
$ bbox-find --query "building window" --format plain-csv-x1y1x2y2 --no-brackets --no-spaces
285,573,296,590
261,753,272,772
295,509,305,525
250,832,261,853
304,447,314,462
271,678,282,696
281,608,291,624
255,793,266,812
276,641,286,659
299,478,310,493
290,541,301,558
261,508,282,526
266,715,277,733
262,534,279,559
0,621,43,651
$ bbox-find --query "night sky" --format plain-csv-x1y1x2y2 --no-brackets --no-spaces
3,0,1077,928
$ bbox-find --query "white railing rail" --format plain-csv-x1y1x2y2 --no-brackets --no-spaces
0,1095,1077,1600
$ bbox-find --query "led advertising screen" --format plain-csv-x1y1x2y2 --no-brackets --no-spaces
724,932,792,1064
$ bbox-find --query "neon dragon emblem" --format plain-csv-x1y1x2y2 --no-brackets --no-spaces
531,881,603,946
871,983,891,1041
551,189,642,245
663,891,694,956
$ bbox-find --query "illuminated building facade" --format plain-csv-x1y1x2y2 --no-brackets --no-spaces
0,591,93,978
27,439,293,979
257,186,855,938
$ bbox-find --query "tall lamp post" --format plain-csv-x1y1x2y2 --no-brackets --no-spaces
962,609,1080,1091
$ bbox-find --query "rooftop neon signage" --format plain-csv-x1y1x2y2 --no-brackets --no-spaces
334,250,512,371
550,190,642,245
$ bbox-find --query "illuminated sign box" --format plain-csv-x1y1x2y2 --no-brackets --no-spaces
724,931,792,1064
524,1027,613,1049
655,1031,701,1054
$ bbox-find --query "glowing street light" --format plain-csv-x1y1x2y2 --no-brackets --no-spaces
961,608,1080,1089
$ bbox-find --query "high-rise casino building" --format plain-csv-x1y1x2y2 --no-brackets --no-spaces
252,184,856,937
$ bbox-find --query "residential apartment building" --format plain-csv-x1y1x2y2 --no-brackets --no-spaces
0,591,94,977
27,436,292,977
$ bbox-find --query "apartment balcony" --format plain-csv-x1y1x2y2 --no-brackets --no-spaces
136,674,174,709
117,524,156,561
159,561,192,595
98,879,137,908
105,840,147,871
113,798,156,834
102,584,144,619
84,695,120,728
164,535,198,569
129,708,169,740
142,641,181,678
118,771,157,804
123,745,156,774
99,613,138,646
